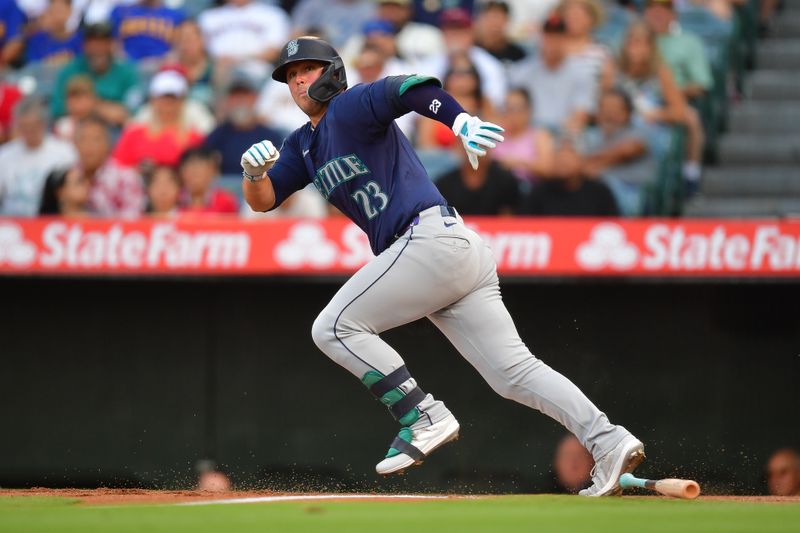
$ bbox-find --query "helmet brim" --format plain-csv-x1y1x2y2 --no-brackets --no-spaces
271,58,334,83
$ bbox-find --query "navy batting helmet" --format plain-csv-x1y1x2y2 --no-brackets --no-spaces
271,37,347,103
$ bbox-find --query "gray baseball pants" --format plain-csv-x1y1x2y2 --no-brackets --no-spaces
311,205,630,459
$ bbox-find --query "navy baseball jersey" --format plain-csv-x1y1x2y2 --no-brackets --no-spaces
267,76,447,255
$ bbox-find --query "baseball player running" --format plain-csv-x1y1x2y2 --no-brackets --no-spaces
241,37,644,496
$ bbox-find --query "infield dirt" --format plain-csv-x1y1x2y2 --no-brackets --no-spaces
1,488,799,506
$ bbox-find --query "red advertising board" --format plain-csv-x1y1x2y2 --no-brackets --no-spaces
1,217,799,277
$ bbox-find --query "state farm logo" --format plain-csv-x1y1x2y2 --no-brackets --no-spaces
576,223,638,271
0,222,37,266
274,222,375,270
275,222,338,269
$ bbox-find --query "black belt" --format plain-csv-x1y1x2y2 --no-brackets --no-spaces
440,205,457,218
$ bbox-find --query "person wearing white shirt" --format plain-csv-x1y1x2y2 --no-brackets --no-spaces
0,98,77,217
255,77,311,135
417,8,509,110
198,0,290,80
510,13,597,134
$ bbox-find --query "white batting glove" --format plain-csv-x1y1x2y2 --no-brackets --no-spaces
452,112,505,170
241,140,279,181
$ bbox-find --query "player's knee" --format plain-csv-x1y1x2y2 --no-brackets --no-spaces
487,358,543,401
311,309,337,353
489,380,516,400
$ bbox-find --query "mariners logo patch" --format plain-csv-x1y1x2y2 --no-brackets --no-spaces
287,40,299,57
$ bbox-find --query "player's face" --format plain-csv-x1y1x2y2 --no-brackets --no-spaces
286,60,327,118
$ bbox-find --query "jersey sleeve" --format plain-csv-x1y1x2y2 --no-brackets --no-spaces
265,132,312,210
337,75,441,135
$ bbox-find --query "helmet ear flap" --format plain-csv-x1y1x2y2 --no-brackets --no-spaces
307,59,347,103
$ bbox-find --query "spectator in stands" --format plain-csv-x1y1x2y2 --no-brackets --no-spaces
419,8,507,109
612,21,704,193
411,0,474,27
0,0,25,68
144,163,180,217
51,22,139,127
503,0,559,47
164,20,214,108
38,167,91,216
552,434,594,494
109,0,185,66
348,39,405,84
562,0,615,90
195,458,233,492
510,13,596,135
73,115,145,217
198,0,290,81
255,77,310,135
758,0,780,36
580,88,653,216
492,87,555,184
359,19,403,64
0,79,23,143
113,69,204,169
612,22,688,129
474,0,527,67
522,138,619,216
132,66,216,135
291,0,375,48
53,76,97,141
25,0,83,67
372,0,444,67
177,146,238,214
687,0,741,25
344,42,415,138
435,148,521,216
644,0,712,189
767,448,800,497
0,97,77,216
203,70,284,176
198,469,232,492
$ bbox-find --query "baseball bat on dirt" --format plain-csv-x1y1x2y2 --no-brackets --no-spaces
619,473,701,499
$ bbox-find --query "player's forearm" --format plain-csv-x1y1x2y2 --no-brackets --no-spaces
243,176,277,212
399,83,464,128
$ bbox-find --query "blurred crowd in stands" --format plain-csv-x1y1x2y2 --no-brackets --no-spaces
0,0,776,219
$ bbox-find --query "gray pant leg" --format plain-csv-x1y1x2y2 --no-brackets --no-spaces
427,231,630,459
311,215,477,425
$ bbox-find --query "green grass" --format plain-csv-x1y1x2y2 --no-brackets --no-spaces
1,495,798,533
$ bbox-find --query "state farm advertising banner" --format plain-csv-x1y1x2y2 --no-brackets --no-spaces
1,217,799,278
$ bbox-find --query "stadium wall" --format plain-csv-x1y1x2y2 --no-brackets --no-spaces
1,278,798,494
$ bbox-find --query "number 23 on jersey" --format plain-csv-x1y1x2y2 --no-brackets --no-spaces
351,181,389,219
